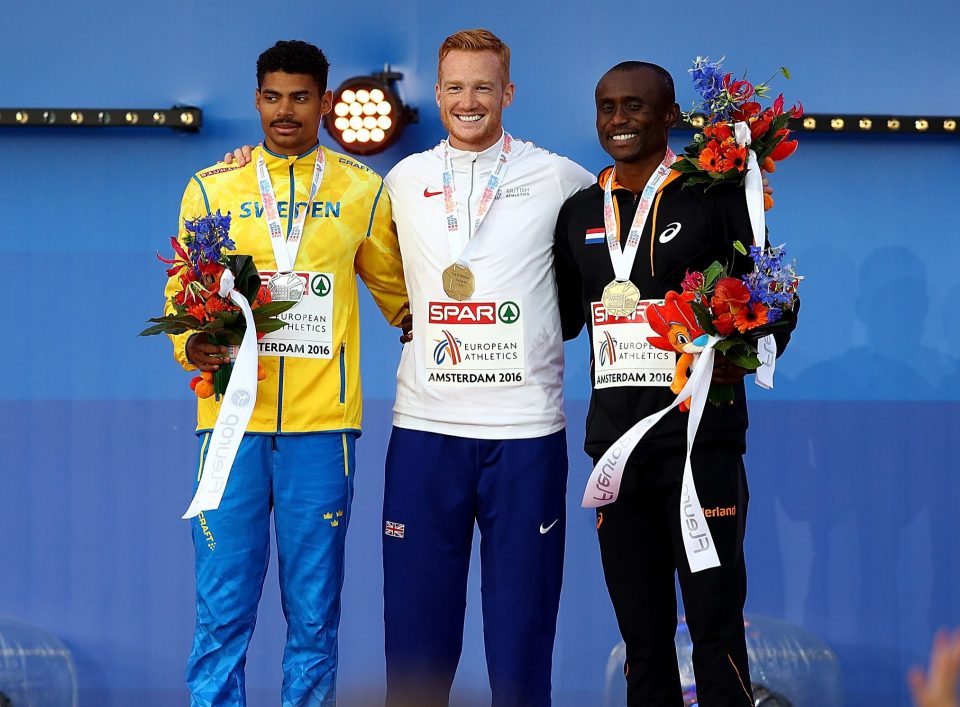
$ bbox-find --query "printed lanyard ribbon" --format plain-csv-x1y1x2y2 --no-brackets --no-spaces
256,147,326,273
602,148,675,282
441,131,513,268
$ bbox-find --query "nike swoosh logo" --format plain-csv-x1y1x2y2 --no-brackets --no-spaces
423,188,443,198
539,519,559,535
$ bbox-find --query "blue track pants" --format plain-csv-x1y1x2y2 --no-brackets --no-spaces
382,427,567,707
187,432,357,707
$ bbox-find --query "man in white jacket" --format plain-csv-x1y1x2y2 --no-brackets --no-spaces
381,28,593,707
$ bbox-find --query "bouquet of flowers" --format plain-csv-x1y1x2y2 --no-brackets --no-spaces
647,241,802,406
140,211,294,398
672,56,803,202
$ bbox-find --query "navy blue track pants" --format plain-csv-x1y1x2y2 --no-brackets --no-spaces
382,427,568,707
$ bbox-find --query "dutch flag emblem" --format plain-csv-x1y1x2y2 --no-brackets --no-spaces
584,228,605,245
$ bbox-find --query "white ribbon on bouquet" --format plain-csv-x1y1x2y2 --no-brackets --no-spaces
182,270,258,519
734,121,777,390
583,335,724,573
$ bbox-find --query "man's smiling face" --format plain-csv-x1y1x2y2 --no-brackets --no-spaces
595,67,677,164
436,49,514,152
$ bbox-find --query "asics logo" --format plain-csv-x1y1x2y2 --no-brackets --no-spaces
658,222,682,243
539,519,559,535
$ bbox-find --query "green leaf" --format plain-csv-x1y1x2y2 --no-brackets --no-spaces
707,383,736,406
780,66,791,80
214,311,241,328
720,341,761,370
254,320,289,334
690,301,717,335
671,158,703,174
139,323,179,336
228,254,263,302
733,240,748,256
251,300,297,318
702,261,725,289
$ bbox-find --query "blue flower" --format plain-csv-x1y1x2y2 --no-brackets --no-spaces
690,56,726,104
183,210,235,273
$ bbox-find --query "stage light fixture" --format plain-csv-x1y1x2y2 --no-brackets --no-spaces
324,67,417,156
0,106,201,131
677,113,959,136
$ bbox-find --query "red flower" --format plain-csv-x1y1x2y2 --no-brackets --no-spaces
723,73,755,102
750,110,775,140
712,312,737,336
197,262,226,295
711,277,751,314
254,284,272,308
681,269,705,293
769,130,798,161
731,101,761,122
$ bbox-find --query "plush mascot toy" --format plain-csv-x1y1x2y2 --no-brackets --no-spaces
646,291,709,412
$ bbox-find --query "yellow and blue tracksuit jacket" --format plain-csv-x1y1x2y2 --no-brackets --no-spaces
165,143,408,434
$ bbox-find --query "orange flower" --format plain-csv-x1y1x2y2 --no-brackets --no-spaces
205,296,239,314
187,303,207,322
720,143,748,172
705,123,733,142
763,194,775,211
734,302,769,332
698,146,721,172
191,371,215,399
761,157,776,173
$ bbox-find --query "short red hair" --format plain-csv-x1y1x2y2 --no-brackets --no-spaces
438,29,511,83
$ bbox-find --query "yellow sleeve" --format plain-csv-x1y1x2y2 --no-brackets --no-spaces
163,177,207,371
355,181,409,326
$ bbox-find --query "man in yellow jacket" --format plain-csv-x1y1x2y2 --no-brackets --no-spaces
164,40,407,707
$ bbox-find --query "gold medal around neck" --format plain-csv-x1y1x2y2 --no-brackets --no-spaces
442,263,476,301
601,280,641,317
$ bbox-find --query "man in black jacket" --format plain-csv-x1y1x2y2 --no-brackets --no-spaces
554,61,795,707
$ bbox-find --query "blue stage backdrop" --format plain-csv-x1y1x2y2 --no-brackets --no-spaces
1,1,958,705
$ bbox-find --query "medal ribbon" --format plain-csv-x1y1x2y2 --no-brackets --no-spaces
582,336,722,573
256,146,326,273
602,148,676,282
734,122,777,388
441,131,513,268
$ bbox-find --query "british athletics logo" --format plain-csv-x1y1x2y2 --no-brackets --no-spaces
385,521,405,538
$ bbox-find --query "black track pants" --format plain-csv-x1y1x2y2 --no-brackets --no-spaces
594,445,753,707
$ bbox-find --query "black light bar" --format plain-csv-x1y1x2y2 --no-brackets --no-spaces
0,106,202,131
678,113,958,136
